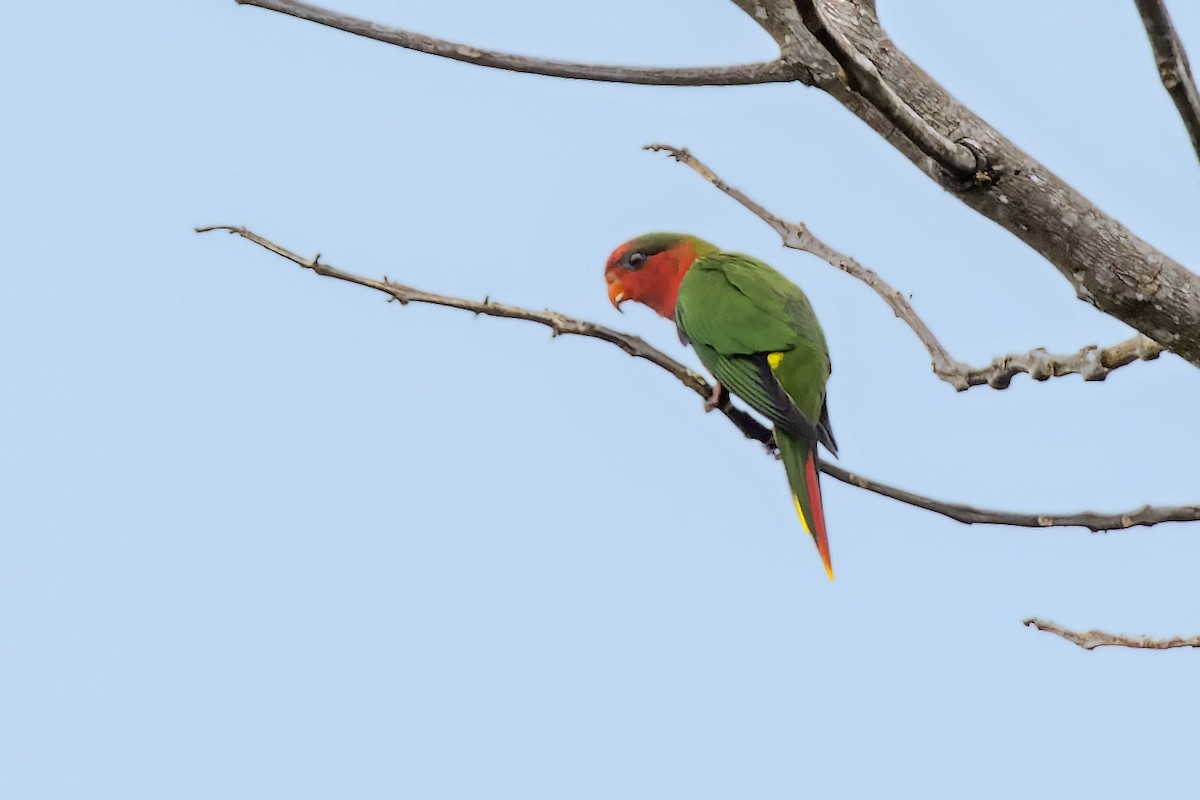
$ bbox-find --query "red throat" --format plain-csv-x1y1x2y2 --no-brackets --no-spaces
609,240,700,319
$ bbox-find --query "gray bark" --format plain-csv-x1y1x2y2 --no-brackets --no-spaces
738,1,1200,365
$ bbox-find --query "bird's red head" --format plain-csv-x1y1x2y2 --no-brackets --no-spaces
604,233,718,319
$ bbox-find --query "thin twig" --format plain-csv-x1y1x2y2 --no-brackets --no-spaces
793,0,978,177
834,473,1200,531
197,225,1200,532
1024,618,1200,650
233,0,795,86
645,144,965,383
1135,0,1200,164
647,144,1165,390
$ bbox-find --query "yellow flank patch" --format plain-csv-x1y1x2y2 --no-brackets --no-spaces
792,493,812,536
767,352,784,370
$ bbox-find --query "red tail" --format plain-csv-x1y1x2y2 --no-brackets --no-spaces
804,449,833,581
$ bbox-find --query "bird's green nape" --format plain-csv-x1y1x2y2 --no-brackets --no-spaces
618,232,718,259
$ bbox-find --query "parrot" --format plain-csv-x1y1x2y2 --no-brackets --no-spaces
604,232,838,580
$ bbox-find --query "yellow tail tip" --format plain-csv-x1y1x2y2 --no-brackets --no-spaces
792,493,834,581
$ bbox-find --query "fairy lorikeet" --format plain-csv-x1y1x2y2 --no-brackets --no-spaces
604,232,837,579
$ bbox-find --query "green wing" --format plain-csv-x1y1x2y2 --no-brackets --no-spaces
675,251,835,453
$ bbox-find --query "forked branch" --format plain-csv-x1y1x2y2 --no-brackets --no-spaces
793,0,979,177
1024,618,1200,650
647,144,1166,390
196,225,1200,533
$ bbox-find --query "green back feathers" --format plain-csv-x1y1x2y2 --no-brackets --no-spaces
676,253,827,356
675,251,830,425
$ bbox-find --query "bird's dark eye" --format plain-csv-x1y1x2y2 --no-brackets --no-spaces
626,251,647,270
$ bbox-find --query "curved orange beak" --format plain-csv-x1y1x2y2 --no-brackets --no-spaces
606,275,626,311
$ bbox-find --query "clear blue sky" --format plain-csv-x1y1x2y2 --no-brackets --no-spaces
5,1,1200,797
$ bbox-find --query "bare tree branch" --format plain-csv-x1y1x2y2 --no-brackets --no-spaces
646,143,967,384
647,144,1165,391
806,1,1200,368
1024,618,1200,650
226,0,1200,365
728,0,835,82
233,0,795,86
194,226,772,448
793,0,979,177
963,334,1164,389
1135,0,1200,164
196,225,1200,533
854,488,1200,532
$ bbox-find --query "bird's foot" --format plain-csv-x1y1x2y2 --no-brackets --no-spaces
703,381,728,413
764,432,781,460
